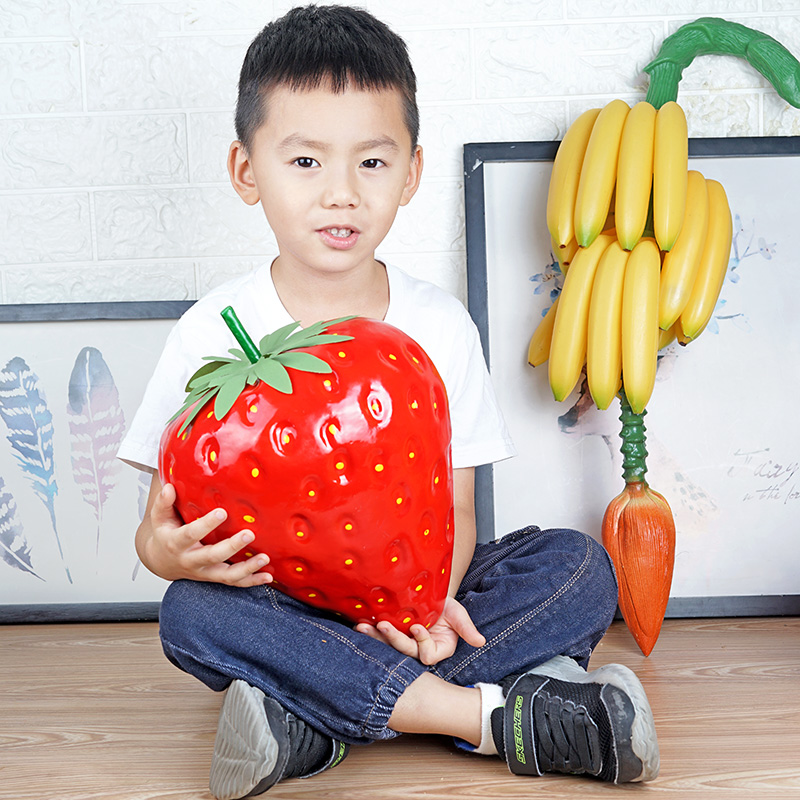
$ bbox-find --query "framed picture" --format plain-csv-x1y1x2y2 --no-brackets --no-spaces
464,136,800,617
0,301,192,622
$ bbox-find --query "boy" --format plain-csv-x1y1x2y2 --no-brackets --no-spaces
118,6,659,798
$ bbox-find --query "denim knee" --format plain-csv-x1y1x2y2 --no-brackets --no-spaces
158,580,239,691
554,529,618,661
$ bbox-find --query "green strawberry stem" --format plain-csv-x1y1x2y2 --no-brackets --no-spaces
644,17,800,111
618,388,648,485
221,306,260,365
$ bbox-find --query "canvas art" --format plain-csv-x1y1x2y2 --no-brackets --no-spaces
464,138,800,612
0,304,190,618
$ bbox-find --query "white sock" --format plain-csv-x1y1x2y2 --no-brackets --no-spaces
473,683,505,755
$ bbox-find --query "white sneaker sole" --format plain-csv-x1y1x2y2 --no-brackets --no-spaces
209,680,283,800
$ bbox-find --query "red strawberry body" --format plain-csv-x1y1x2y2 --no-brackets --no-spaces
158,317,454,632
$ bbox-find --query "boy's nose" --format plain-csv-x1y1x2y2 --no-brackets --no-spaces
322,170,360,208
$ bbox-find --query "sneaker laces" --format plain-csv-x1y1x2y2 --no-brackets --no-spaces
534,690,602,774
282,714,334,780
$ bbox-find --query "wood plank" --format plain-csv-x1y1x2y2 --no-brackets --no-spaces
1,618,798,799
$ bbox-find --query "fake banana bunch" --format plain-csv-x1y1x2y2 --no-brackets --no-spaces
532,16,800,659
533,96,733,415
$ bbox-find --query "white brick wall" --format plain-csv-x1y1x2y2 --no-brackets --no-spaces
2,0,799,305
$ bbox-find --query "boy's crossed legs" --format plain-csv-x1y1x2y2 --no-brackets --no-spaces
159,527,659,798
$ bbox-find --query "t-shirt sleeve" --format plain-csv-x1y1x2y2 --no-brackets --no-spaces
444,308,517,469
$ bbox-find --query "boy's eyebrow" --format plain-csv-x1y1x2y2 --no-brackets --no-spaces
277,133,400,153
278,134,329,153
355,136,400,153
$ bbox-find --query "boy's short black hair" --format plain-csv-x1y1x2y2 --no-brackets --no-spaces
235,4,419,152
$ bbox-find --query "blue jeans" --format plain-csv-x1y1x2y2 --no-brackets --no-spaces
159,526,618,746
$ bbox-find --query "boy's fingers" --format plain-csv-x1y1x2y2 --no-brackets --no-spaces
150,482,179,522
357,622,418,658
376,622,420,657
410,625,438,665
176,508,229,547
191,530,266,568
448,603,486,648
203,553,273,587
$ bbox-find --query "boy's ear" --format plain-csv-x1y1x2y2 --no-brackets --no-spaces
399,145,423,207
227,141,260,205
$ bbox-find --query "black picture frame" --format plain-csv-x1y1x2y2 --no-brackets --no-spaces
0,300,193,624
463,136,800,618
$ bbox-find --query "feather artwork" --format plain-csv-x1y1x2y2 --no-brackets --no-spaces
0,357,70,582
67,347,126,556
0,476,43,581
132,471,152,580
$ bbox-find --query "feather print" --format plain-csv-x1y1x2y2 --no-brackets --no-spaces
0,477,43,580
132,471,152,580
66,347,126,555
0,357,71,583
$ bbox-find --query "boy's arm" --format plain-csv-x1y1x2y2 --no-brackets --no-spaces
356,467,486,664
448,466,479,596
137,472,274,587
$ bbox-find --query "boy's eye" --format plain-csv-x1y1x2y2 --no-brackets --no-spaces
294,157,319,168
361,158,385,169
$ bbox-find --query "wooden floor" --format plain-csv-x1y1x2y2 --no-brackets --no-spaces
2,617,799,799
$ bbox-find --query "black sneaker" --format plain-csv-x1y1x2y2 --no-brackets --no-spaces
209,680,349,799
492,655,659,783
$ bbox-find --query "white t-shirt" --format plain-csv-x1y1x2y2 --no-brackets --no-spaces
117,263,516,472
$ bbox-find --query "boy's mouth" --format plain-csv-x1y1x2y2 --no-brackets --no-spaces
319,227,360,250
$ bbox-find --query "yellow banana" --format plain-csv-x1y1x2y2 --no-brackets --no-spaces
658,322,678,350
549,233,616,401
615,101,656,250
528,296,560,367
653,101,688,252
574,100,630,248
621,238,661,414
658,169,709,330
587,241,629,410
679,179,733,340
546,108,602,249
552,236,578,275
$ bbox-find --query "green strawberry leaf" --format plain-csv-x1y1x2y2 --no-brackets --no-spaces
185,360,231,392
274,351,333,373
253,357,293,393
214,372,248,420
259,321,302,356
173,386,216,434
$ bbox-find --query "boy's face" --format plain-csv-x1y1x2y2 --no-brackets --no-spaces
228,83,422,280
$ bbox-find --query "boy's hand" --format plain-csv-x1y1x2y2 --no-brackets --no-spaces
138,480,273,587
355,597,485,666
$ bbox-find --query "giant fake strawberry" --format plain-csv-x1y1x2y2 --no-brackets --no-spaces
158,307,454,633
